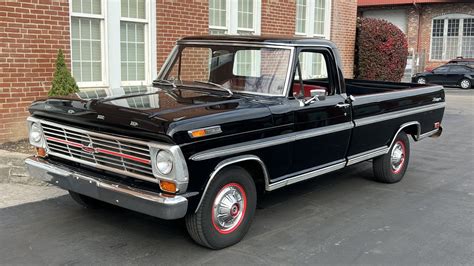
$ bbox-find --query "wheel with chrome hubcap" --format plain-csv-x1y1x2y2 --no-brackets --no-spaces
459,78,471,89
212,183,247,234
390,141,406,174
416,77,426,84
373,132,410,183
185,166,256,249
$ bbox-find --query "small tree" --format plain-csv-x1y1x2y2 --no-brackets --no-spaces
49,49,79,96
354,18,409,82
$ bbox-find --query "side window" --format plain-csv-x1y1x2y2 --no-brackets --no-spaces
433,66,449,73
449,66,467,73
293,51,333,97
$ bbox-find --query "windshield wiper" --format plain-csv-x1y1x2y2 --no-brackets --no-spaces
152,79,177,89
193,80,233,98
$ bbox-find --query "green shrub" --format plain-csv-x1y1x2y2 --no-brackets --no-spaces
354,18,409,82
49,49,79,96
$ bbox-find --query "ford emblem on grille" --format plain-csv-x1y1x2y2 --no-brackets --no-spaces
81,144,98,154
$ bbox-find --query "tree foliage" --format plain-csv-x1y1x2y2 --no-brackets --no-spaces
49,49,79,96
354,18,409,82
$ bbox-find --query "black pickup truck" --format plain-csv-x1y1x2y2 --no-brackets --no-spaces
25,36,445,249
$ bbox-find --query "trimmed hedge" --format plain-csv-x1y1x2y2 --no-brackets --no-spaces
354,18,409,82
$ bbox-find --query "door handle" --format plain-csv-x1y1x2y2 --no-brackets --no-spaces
335,103,350,108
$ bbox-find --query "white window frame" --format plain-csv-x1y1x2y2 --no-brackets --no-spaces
294,0,331,39
120,0,153,87
69,0,156,89
209,0,261,35
70,0,108,88
294,0,331,77
208,0,261,77
430,14,474,61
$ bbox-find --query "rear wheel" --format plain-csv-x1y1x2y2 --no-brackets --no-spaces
185,166,257,249
373,132,410,183
68,191,104,209
416,77,426,84
460,78,471,89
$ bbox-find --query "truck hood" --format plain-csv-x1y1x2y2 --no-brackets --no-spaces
29,86,275,144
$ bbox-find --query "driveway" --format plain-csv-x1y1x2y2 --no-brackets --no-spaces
0,88,473,264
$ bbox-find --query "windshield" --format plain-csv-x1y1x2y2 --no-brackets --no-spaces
160,44,293,96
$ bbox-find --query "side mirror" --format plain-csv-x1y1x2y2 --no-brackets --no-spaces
300,89,327,106
310,89,326,101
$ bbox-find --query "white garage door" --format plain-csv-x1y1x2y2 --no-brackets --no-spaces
363,9,408,33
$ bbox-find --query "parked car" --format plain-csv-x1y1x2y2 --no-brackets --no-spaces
25,36,445,249
413,62,473,89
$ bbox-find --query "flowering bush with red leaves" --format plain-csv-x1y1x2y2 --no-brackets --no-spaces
354,18,409,82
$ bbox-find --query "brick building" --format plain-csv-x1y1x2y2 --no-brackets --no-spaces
0,0,357,143
358,0,474,75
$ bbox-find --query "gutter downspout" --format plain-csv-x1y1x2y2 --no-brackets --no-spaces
413,0,423,72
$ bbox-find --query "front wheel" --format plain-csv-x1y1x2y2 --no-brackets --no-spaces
460,78,471,89
373,132,410,183
185,166,257,249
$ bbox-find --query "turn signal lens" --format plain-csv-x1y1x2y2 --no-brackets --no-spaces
188,126,222,138
160,180,177,193
36,147,46,157
190,129,206,138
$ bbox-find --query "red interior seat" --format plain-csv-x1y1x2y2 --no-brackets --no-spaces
292,84,327,97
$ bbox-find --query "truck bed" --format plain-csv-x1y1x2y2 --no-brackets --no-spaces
345,79,428,96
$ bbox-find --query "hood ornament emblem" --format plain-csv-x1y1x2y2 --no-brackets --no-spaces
81,143,98,154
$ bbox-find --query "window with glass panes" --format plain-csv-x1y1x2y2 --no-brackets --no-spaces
209,0,227,35
295,0,331,79
121,0,148,85
208,0,261,77
70,0,154,89
430,15,474,60
295,0,330,38
295,0,307,34
71,0,104,85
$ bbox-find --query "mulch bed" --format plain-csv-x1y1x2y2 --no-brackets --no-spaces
0,139,35,154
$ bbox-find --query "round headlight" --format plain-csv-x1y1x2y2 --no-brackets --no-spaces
29,123,43,144
156,150,173,175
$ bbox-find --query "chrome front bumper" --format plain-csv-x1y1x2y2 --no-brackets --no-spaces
25,157,188,220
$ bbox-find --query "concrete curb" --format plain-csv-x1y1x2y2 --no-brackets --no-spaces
0,149,46,186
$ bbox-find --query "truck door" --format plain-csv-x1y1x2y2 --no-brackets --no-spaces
287,49,353,175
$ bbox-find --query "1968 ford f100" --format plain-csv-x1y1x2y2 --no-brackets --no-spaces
25,36,445,249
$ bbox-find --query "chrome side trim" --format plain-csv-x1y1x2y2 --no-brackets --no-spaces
347,121,421,166
195,155,270,213
354,103,446,127
267,161,346,191
190,122,354,161
388,121,420,149
346,147,389,166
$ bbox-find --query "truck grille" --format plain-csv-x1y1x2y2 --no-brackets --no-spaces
40,120,157,184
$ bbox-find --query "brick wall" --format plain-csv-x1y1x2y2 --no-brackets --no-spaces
331,0,358,78
0,0,70,143
156,0,208,67
261,0,296,36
